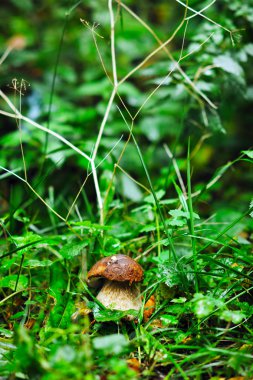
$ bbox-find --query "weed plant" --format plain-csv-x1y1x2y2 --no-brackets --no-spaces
0,0,253,379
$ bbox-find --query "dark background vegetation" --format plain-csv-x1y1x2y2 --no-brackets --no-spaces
0,0,253,379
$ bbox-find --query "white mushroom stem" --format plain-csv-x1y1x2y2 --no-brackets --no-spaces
96,280,142,315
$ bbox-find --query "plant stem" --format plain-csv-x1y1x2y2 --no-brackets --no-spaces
187,139,198,293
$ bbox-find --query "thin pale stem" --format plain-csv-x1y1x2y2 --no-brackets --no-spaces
115,164,151,193
65,174,90,221
180,33,214,61
179,20,189,60
92,87,117,161
91,160,103,225
116,0,216,109
108,0,118,86
0,46,13,65
17,83,28,181
134,30,215,118
0,166,66,222
0,90,91,163
118,25,182,87
176,0,231,34
185,0,216,20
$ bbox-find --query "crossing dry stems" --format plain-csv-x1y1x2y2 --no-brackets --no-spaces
0,0,233,226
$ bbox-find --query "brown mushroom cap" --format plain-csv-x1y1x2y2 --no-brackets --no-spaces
87,254,143,284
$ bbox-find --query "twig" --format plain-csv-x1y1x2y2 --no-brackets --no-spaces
0,90,92,163
116,0,217,109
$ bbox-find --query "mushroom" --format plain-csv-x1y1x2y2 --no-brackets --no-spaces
87,254,143,319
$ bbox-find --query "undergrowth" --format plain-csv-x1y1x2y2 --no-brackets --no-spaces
0,0,253,379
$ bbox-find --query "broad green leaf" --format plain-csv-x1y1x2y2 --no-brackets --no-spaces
103,237,121,255
47,262,74,329
140,223,157,232
48,292,74,329
192,293,218,318
77,78,110,96
93,334,128,354
171,297,187,304
50,345,76,364
144,190,165,204
0,131,31,147
250,200,253,218
119,174,143,202
49,261,68,301
23,259,53,268
206,109,226,134
214,55,244,76
1,275,28,291
12,232,41,246
245,43,253,56
10,311,25,320
159,260,183,288
168,208,200,227
160,314,178,325
11,233,41,256
169,210,188,219
168,218,186,227
10,326,42,373
0,328,13,338
242,150,253,159
220,310,246,324
0,339,16,371
59,240,88,259
92,304,138,322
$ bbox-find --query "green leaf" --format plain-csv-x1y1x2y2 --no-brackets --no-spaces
93,334,128,355
11,233,41,256
250,200,253,218
171,297,187,304
23,259,53,268
71,221,111,231
242,150,253,159
1,275,28,291
160,314,178,325
10,326,43,374
169,209,198,219
140,115,176,142
214,55,244,76
49,261,68,301
12,232,41,246
191,293,218,318
168,218,186,227
92,304,137,322
77,78,110,96
0,328,13,338
59,240,88,259
47,262,74,329
10,311,25,320
103,237,121,255
168,209,200,227
144,190,165,204
119,173,143,202
206,109,226,134
159,260,183,288
49,292,74,329
244,43,253,56
169,209,185,218
220,310,246,324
